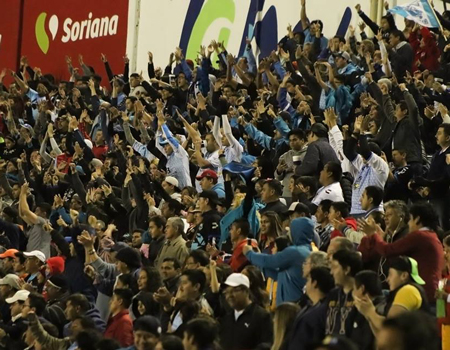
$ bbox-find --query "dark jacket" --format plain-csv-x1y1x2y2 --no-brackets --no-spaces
198,209,222,245
63,304,106,337
384,89,421,163
295,138,339,176
286,300,327,350
367,82,396,154
148,235,166,266
219,302,273,350
259,199,288,215
0,316,28,350
43,292,69,337
389,42,414,81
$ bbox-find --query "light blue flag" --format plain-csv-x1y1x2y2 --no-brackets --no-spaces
388,0,440,28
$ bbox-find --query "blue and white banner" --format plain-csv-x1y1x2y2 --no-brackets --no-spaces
388,0,440,28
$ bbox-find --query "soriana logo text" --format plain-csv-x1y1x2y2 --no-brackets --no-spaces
35,12,119,54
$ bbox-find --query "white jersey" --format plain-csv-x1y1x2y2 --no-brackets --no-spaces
312,182,344,206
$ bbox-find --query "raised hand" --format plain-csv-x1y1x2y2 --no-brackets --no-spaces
101,53,107,63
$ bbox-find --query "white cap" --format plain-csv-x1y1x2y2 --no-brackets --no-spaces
91,158,103,168
23,250,46,263
164,176,179,188
84,139,93,149
224,273,250,288
6,290,30,304
288,202,300,212
0,274,21,290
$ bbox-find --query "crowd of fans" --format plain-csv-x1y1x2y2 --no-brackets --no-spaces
0,0,449,349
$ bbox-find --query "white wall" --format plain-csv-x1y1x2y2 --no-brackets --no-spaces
126,0,446,75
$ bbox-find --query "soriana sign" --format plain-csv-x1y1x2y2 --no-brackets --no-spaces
21,0,129,81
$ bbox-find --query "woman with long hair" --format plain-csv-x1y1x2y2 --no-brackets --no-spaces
242,265,270,310
132,266,162,318
259,211,284,254
271,303,300,350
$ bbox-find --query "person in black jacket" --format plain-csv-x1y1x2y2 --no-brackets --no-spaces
0,289,29,350
219,273,272,350
410,123,450,230
388,30,414,83
296,123,339,177
197,190,222,248
382,83,422,174
286,266,334,350
148,216,166,266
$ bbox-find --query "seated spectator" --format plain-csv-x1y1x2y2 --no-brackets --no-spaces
354,256,429,337
358,202,443,302
325,250,362,337
104,288,134,347
259,179,288,214
219,273,273,350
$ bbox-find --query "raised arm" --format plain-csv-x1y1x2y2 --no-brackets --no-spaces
300,0,309,32
212,116,223,148
19,183,39,225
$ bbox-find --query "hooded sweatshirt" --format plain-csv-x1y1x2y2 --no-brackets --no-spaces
246,217,313,305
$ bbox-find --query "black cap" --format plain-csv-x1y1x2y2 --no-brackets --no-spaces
115,247,142,269
133,316,162,336
199,190,219,206
3,206,18,220
48,275,68,291
111,242,128,252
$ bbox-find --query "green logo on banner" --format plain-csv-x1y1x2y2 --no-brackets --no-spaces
186,0,235,61
35,12,50,54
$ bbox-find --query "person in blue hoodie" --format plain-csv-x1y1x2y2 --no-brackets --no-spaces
243,217,313,305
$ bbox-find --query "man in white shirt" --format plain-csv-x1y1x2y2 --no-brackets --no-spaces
312,161,344,209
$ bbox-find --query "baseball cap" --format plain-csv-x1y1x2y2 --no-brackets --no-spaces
164,176,179,189
334,51,351,61
23,250,46,263
389,256,425,285
133,315,162,336
6,290,30,304
0,249,19,259
225,273,250,288
198,190,219,206
288,202,311,216
0,274,21,290
196,169,218,181
47,275,68,290
84,139,93,149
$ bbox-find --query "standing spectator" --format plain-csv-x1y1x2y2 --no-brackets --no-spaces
296,124,339,177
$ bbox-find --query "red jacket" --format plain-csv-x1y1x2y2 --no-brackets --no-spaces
92,144,108,160
330,217,358,240
360,230,443,302
229,238,258,272
409,27,440,72
104,309,134,347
